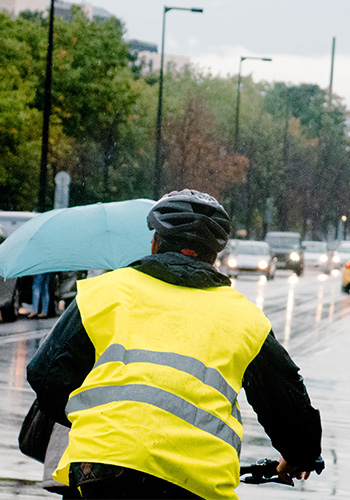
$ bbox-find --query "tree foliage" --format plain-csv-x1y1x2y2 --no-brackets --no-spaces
0,9,349,240
163,93,248,199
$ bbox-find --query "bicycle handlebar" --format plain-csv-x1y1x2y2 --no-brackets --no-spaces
240,456,325,485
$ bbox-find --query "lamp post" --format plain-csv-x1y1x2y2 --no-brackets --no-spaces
233,56,271,237
341,215,347,240
234,56,272,153
37,0,55,213
328,36,336,106
153,6,203,200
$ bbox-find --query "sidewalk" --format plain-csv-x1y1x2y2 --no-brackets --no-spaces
0,479,53,500
0,448,54,500
0,316,57,499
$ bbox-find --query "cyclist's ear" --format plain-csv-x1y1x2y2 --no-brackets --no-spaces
151,234,159,255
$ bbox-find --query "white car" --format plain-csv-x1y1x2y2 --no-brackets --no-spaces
217,240,277,280
301,241,330,273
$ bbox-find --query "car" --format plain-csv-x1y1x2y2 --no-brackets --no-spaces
215,239,235,276
341,260,350,293
0,225,6,246
50,270,88,313
216,239,277,280
0,210,38,236
301,240,331,273
0,213,38,322
331,241,350,269
265,231,304,276
0,223,20,321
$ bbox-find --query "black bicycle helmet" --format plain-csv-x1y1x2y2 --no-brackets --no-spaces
147,189,231,253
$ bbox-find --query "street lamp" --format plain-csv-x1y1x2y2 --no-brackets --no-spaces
234,56,272,152
233,56,271,237
153,6,203,200
37,0,55,213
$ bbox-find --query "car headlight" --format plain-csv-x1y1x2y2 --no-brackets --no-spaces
332,254,340,264
319,254,328,263
228,258,237,268
258,260,268,270
290,251,300,262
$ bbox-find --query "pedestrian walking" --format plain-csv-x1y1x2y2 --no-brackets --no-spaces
28,272,51,319
27,189,322,499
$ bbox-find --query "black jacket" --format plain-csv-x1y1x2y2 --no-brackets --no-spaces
27,252,322,468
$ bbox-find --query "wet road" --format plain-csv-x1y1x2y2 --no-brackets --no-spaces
0,268,349,499
236,269,350,499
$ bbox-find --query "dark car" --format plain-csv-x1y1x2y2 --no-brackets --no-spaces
50,270,88,314
0,223,20,321
265,231,304,276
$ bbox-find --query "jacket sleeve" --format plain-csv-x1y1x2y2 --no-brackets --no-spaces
27,299,95,427
242,330,322,468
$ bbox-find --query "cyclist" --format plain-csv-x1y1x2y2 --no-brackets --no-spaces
27,189,322,499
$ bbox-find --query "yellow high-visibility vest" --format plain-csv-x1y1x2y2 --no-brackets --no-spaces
54,267,271,499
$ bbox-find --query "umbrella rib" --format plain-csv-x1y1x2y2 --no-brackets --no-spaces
100,203,117,270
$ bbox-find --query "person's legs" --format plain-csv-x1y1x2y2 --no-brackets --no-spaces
30,275,41,315
39,273,51,316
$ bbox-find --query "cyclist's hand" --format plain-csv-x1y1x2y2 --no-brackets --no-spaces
276,456,311,486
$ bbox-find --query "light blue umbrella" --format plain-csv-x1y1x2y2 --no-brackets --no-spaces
0,199,155,279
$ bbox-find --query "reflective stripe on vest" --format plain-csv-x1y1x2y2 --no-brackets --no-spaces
66,383,242,454
91,343,241,421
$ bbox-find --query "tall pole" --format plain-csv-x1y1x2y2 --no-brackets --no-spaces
328,36,339,238
233,57,243,152
154,6,168,201
329,36,336,105
233,56,272,236
153,6,203,200
234,56,272,153
37,0,55,213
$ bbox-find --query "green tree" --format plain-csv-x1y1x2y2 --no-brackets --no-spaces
264,82,349,238
0,12,44,209
46,8,139,203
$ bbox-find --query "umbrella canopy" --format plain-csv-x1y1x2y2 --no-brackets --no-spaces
0,199,155,279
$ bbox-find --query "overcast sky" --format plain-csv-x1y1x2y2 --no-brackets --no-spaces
72,0,350,107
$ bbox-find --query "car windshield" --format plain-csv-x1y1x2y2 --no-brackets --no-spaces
337,243,350,253
303,243,327,253
227,240,237,250
235,244,270,256
265,237,299,249
0,213,37,236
